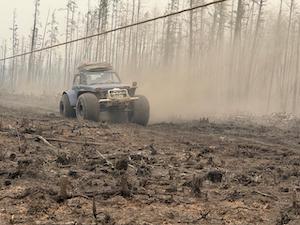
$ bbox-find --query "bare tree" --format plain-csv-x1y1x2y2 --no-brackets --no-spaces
0,41,7,86
28,0,40,83
164,0,179,65
233,0,244,44
189,0,194,60
10,9,18,90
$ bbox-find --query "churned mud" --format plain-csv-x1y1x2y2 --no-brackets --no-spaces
0,95,300,225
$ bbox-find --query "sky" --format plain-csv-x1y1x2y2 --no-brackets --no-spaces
0,0,167,44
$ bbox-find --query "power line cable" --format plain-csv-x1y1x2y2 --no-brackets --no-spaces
0,0,227,62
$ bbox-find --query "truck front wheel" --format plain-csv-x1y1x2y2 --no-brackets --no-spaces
76,93,100,122
129,95,150,126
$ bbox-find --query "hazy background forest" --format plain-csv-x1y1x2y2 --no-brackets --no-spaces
0,0,299,120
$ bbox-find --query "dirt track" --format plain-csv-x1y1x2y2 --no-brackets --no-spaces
0,95,300,225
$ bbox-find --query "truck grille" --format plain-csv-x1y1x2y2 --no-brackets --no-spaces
108,88,129,99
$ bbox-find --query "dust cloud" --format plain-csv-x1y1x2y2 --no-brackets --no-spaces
1,0,299,123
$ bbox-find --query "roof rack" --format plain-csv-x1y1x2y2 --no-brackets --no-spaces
78,62,113,72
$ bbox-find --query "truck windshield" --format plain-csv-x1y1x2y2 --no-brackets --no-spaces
85,71,121,85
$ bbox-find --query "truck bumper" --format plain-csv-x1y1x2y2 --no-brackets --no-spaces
99,97,139,107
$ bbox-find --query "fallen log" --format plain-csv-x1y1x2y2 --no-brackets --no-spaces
34,135,59,155
40,137,103,146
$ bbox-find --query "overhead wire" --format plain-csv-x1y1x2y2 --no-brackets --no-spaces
0,0,227,62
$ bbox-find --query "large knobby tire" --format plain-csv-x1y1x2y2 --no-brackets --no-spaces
130,95,150,126
76,93,100,122
60,94,76,118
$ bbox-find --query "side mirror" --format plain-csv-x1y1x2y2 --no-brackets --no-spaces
132,81,138,87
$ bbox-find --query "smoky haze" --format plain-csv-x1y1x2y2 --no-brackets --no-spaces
0,0,298,122
0,0,166,44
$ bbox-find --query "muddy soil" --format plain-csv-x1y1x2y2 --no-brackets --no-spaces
0,95,300,225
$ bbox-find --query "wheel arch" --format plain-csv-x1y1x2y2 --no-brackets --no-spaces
77,90,97,100
63,90,77,107
63,90,97,107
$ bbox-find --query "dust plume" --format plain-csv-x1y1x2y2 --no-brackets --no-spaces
0,0,299,122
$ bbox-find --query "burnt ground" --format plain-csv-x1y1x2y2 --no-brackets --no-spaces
0,95,300,224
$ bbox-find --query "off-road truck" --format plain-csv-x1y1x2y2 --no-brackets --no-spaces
59,63,150,126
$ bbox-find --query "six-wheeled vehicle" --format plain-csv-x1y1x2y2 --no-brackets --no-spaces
59,63,150,126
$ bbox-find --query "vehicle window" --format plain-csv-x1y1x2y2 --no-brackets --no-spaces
86,71,121,85
74,75,80,86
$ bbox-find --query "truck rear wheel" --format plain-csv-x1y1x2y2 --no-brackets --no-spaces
130,95,150,126
76,93,100,122
60,94,76,118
